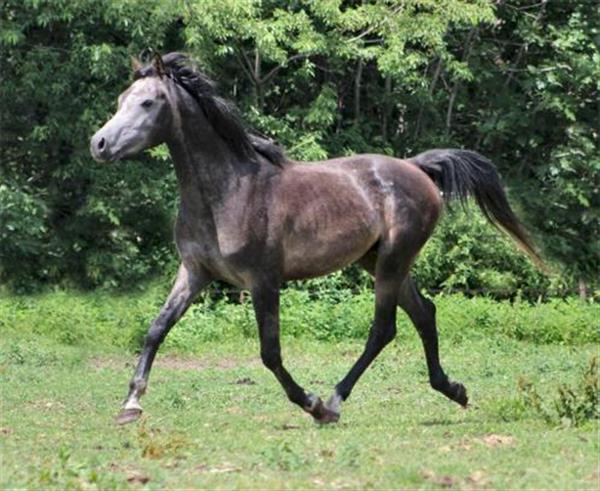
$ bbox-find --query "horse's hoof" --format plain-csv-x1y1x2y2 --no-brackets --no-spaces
305,394,340,424
314,407,340,425
312,398,341,424
116,408,142,425
451,383,468,408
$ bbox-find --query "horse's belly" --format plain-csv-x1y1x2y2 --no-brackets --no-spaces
282,212,379,280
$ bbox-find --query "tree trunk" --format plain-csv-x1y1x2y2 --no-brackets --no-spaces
254,49,263,110
414,57,442,139
382,75,392,141
446,28,477,137
578,279,588,300
354,59,364,125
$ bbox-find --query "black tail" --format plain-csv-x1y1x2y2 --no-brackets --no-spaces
409,148,545,269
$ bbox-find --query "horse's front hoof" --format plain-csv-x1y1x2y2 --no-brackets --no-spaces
116,408,142,425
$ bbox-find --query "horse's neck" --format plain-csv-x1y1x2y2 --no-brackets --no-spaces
167,122,264,216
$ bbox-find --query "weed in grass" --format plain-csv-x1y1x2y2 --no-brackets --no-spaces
137,420,188,460
555,357,599,427
487,396,530,423
0,340,60,367
518,357,599,427
261,440,308,471
36,445,117,490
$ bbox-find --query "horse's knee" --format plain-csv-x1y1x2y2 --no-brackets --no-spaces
129,376,147,394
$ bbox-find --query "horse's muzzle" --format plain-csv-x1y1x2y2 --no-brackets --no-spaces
90,132,112,163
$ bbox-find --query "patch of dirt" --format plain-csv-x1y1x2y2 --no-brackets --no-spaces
0,427,13,436
465,470,489,489
90,355,260,371
126,470,151,485
195,463,241,474
439,439,473,453
478,434,516,448
422,469,489,489
106,464,151,485
440,434,516,454
421,470,458,488
281,423,301,430
586,470,600,481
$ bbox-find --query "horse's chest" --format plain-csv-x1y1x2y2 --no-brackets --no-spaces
175,216,255,288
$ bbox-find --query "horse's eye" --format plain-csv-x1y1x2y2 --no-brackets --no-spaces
141,99,153,108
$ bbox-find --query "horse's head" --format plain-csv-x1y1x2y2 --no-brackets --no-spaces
90,54,172,163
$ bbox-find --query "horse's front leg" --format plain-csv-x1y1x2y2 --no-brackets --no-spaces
116,263,211,425
251,283,338,422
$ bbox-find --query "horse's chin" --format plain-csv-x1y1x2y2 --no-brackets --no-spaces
92,148,133,164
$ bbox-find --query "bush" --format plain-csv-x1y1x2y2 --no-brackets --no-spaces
0,288,597,354
0,183,48,291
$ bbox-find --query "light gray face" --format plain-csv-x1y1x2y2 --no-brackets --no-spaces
90,77,171,163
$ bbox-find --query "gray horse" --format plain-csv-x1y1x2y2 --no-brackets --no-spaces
90,53,542,425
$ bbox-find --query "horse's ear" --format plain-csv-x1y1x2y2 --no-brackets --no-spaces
153,53,166,78
131,56,143,72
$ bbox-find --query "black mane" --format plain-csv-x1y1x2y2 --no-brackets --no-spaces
134,52,288,167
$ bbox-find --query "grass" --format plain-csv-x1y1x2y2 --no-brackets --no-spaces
0,290,598,489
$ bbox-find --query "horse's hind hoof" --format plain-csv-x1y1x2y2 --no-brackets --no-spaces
306,394,340,425
451,382,468,408
314,407,340,425
116,408,142,425
313,400,340,425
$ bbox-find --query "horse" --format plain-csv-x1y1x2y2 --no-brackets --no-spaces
90,53,543,425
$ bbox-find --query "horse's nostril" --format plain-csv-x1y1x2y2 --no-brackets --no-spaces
98,137,105,150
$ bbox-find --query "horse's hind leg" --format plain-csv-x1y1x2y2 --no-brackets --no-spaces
116,263,211,425
324,236,415,421
397,277,468,407
341,255,467,412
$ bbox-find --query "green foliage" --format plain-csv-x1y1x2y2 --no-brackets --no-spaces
1,289,597,352
0,183,48,291
1,0,597,295
518,357,599,427
1,0,182,289
413,207,551,299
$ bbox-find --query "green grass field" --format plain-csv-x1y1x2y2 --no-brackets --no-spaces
1,290,598,489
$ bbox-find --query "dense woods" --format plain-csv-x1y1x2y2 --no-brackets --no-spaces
1,0,598,297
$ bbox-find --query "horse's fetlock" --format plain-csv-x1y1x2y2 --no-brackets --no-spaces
130,377,147,394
